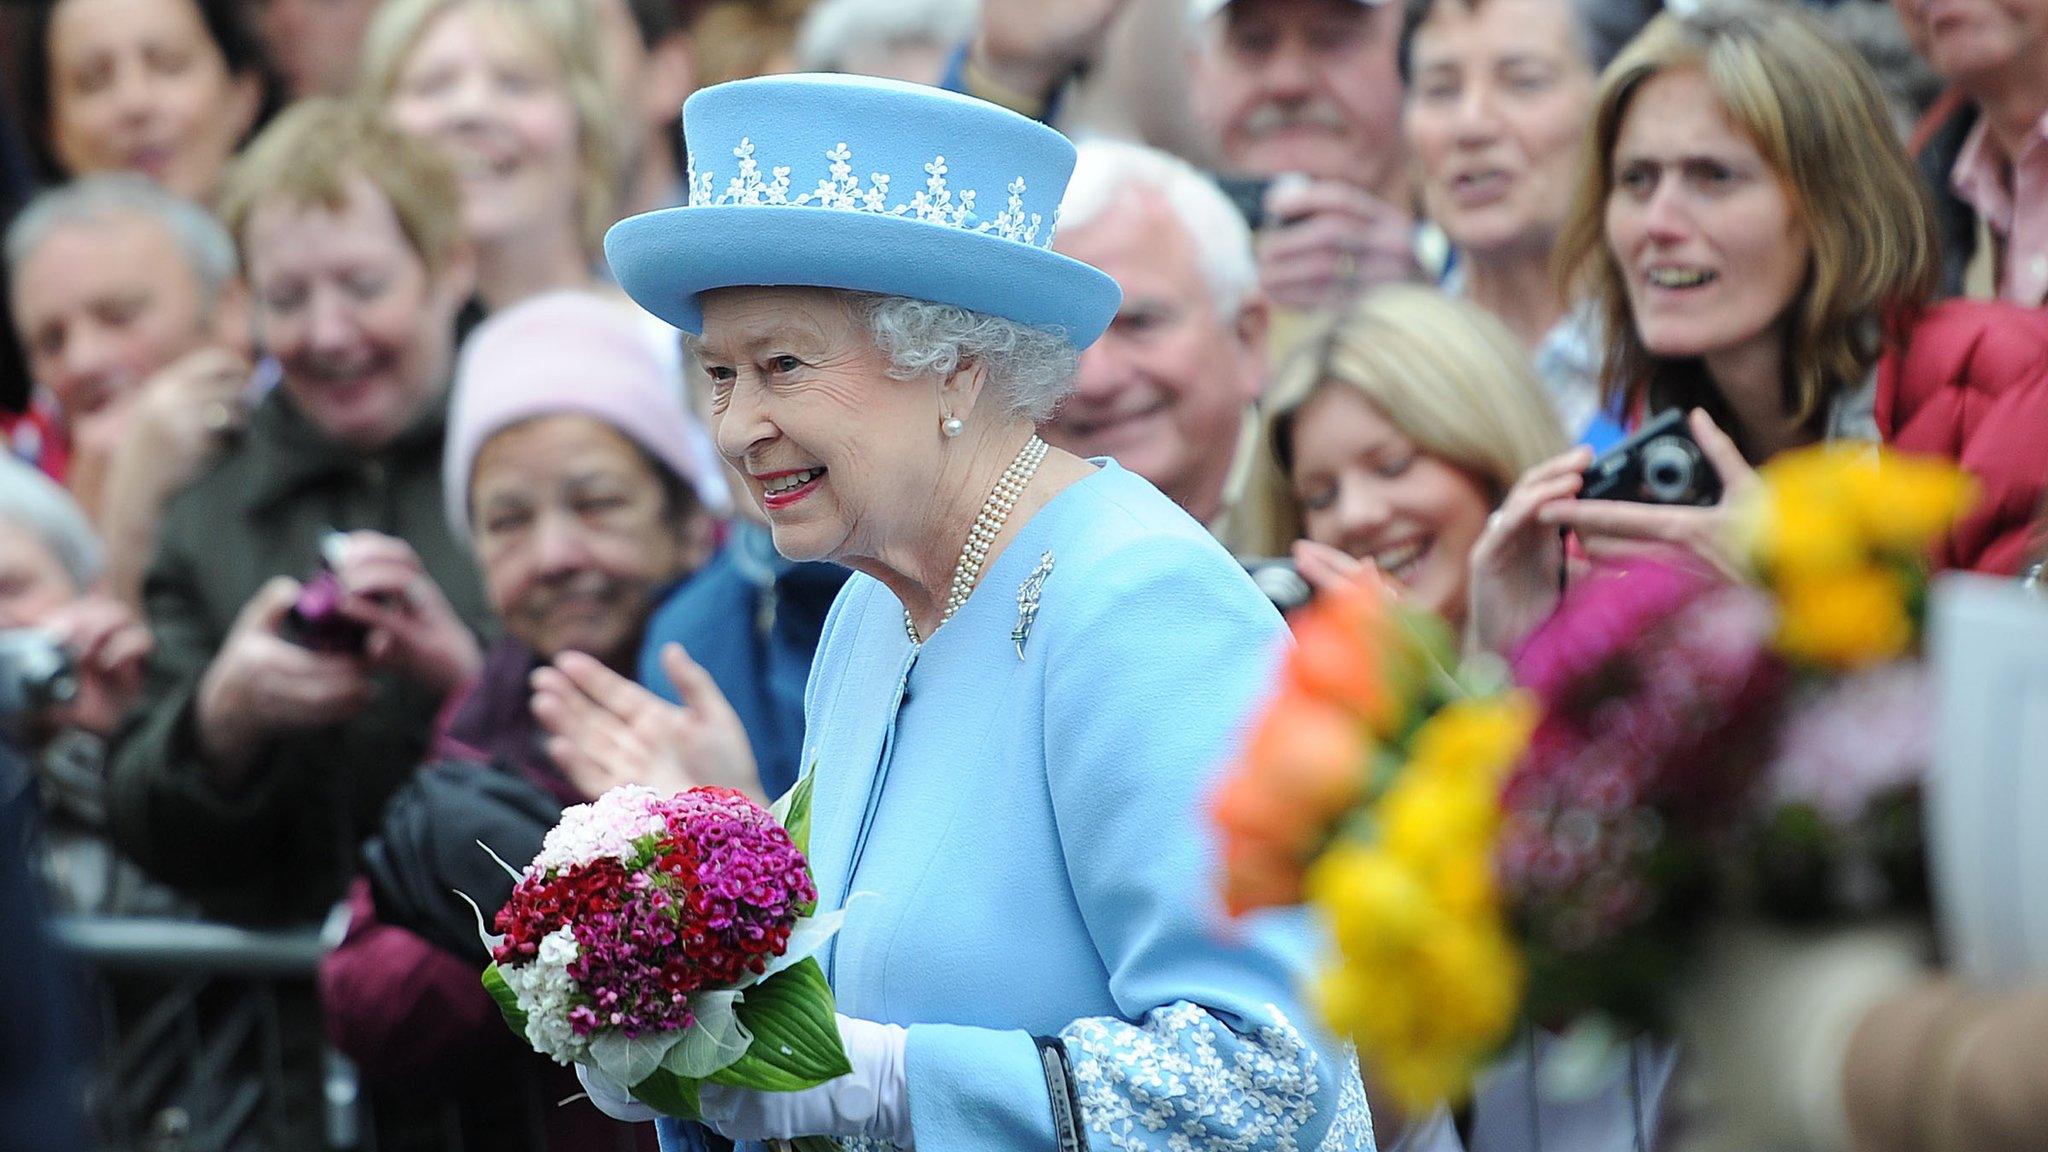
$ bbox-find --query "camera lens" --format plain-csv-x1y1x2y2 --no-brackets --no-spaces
1640,436,1701,503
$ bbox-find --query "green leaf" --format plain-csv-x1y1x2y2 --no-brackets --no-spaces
710,957,854,1090
481,963,528,1037
590,1027,687,1088
789,1139,844,1152
663,991,752,1078
773,768,817,858
629,1069,702,1119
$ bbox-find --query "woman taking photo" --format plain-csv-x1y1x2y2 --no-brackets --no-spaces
1257,284,1564,638
1470,0,2048,657
576,73,1375,1151
108,100,489,925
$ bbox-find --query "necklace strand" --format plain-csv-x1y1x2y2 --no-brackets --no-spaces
905,435,1049,644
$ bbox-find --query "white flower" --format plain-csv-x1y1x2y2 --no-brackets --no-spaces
503,926,589,1065
531,785,670,873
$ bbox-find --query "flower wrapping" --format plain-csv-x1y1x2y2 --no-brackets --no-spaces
478,777,853,1121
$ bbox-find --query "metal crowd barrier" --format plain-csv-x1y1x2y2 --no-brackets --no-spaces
48,910,363,1152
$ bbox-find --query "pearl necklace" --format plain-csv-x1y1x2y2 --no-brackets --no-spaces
905,435,1050,644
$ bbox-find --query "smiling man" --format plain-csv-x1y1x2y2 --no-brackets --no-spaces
1045,138,1268,548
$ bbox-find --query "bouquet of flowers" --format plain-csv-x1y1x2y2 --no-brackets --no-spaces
1211,582,1537,1107
478,777,852,1128
1733,447,1974,920
1212,444,1975,1112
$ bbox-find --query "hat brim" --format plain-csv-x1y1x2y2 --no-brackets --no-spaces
605,205,1123,349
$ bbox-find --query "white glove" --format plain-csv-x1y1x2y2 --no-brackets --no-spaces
699,1014,913,1147
577,1062,662,1122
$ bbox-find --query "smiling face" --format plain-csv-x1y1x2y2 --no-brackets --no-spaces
1046,187,1262,522
383,2,583,254
10,212,215,426
44,0,261,200
1189,0,1407,193
1287,383,1493,627
1604,68,1810,374
243,175,466,453
1404,0,1598,259
698,287,944,567
471,414,693,667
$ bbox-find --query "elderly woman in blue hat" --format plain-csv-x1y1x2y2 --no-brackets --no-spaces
579,74,1375,1152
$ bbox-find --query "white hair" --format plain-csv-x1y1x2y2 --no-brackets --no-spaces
1059,137,1258,317
794,0,979,75
0,456,102,591
852,294,1079,424
5,175,238,314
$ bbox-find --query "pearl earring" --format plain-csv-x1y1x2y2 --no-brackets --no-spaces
942,415,965,438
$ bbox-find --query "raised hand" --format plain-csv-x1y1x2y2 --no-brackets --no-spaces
530,644,762,803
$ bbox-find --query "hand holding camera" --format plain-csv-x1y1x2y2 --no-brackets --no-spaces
1468,409,1757,656
318,531,481,698
1543,407,1756,578
196,576,378,782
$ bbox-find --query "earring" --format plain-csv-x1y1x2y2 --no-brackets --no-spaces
941,415,965,438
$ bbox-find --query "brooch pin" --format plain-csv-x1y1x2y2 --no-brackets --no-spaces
1013,551,1054,659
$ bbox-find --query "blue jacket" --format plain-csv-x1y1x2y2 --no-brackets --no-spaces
660,462,1374,1152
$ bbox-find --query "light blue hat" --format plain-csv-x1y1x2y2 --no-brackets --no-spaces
605,74,1123,349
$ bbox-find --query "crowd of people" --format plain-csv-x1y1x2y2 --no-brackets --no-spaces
1,0,2046,1149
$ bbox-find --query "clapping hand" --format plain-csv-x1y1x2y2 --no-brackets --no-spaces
531,643,762,803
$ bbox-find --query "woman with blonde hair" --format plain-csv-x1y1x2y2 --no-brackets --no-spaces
355,0,622,314
1469,0,2048,656
1260,284,1565,637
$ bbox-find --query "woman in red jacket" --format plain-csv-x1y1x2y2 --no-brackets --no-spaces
1467,0,2048,655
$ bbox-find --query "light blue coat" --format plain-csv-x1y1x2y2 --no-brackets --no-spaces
660,462,1374,1152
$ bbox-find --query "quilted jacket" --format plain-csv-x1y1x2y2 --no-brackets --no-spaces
1877,299,2048,576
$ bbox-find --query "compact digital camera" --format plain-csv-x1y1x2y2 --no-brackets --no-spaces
0,629,79,722
281,532,370,654
1580,408,1724,507
1242,557,1313,614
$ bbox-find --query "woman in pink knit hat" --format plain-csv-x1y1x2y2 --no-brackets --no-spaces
320,288,751,1152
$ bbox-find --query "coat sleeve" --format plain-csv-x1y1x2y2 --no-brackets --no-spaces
319,878,516,1085
105,509,284,888
897,533,1375,1152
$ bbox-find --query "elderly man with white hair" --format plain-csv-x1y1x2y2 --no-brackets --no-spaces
1044,136,1270,551
955,0,1418,312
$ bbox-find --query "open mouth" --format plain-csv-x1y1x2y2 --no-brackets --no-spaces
1371,538,1430,586
1448,169,1512,205
758,466,825,510
1645,266,1716,290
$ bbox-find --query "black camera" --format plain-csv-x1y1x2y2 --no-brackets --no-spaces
0,629,79,722
1242,557,1313,614
280,532,369,655
1580,408,1724,507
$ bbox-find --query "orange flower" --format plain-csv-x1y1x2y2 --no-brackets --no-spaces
1241,688,1373,820
1287,582,1401,732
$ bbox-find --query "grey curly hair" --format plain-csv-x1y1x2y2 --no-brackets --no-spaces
851,294,1080,423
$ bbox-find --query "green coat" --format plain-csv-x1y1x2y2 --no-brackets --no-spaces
108,388,491,924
